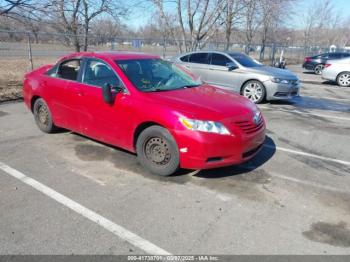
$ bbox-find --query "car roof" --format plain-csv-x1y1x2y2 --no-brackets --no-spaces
177,50,243,57
60,51,160,61
313,52,350,56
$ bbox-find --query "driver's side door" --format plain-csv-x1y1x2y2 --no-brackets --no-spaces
76,58,132,146
207,53,241,92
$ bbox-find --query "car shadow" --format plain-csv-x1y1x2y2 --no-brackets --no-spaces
180,136,276,179
269,96,350,113
321,80,338,86
303,71,316,75
70,131,276,181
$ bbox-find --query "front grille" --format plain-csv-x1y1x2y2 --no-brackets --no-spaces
234,115,264,135
290,80,298,85
206,157,223,163
274,92,287,97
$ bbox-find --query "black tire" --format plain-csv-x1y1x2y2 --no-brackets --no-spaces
314,64,323,75
241,80,266,104
336,72,350,87
33,98,57,133
136,126,179,176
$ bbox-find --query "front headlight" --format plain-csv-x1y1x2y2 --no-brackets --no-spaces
179,117,230,135
270,77,289,84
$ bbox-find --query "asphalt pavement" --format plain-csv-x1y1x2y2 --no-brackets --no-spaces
0,68,350,255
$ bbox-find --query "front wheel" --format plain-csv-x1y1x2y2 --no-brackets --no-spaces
241,80,266,104
314,64,324,75
136,126,179,176
337,72,350,87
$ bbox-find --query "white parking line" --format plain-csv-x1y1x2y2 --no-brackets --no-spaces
259,106,350,121
243,164,349,193
270,172,350,193
264,144,350,167
0,161,171,255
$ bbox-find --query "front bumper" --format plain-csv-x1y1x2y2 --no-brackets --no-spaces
265,81,301,101
172,122,266,170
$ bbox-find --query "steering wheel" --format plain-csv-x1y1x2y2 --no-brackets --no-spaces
155,73,175,89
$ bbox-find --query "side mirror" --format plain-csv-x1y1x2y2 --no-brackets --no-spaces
102,83,123,104
226,62,238,71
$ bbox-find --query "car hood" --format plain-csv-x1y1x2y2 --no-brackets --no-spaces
248,66,298,80
144,84,258,120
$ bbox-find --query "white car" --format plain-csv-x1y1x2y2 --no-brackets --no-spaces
322,57,350,87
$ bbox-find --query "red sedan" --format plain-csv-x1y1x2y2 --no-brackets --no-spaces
23,52,266,176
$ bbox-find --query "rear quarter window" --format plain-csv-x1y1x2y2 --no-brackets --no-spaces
180,55,190,62
45,65,58,77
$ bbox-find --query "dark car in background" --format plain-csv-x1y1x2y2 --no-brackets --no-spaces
302,52,350,75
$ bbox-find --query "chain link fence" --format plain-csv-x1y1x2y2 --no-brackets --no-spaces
2,29,347,67
1,29,349,101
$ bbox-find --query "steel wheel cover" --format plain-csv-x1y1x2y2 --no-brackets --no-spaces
38,105,49,126
144,137,171,165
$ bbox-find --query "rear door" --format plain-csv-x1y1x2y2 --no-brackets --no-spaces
44,58,83,131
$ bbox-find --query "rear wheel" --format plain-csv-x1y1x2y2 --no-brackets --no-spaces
336,72,350,87
33,98,57,133
314,64,324,75
136,126,179,176
241,80,266,104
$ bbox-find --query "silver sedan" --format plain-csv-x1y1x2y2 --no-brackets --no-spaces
172,51,300,103
322,57,350,87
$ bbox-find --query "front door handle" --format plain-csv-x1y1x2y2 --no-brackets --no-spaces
76,90,84,97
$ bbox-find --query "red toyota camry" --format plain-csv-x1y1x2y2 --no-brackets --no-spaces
23,52,266,176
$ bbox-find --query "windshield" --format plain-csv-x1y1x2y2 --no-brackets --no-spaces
116,59,201,92
229,53,262,68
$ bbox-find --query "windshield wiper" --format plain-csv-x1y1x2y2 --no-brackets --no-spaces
143,84,200,92
143,88,170,92
176,84,201,89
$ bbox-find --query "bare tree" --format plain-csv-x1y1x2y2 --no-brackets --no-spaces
152,0,184,51
46,0,127,52
56,0,81,51
221,0,243,50
301,0,341,52
153,0,224,52
0,0,29,15
242,0,260,54
81,0,127,51
258,0,293,61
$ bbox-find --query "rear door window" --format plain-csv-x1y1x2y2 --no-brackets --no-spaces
328,53,341,59
57,59,81,81
189,53,209,64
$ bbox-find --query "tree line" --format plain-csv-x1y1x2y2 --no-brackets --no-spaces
0,0,349,57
